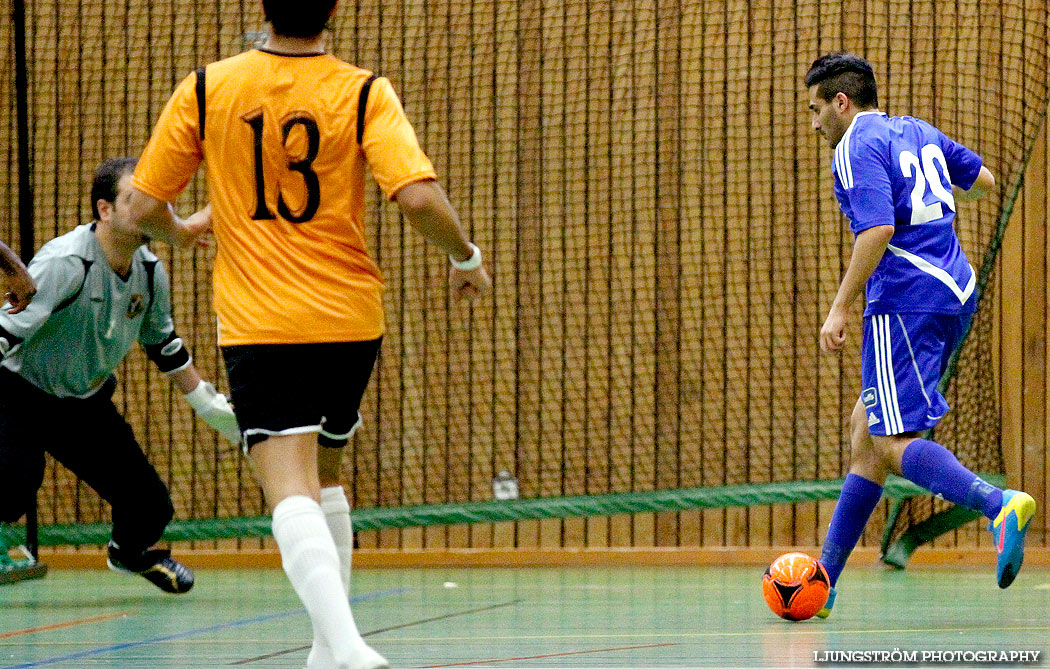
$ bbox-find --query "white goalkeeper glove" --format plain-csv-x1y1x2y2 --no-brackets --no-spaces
184,380,242,444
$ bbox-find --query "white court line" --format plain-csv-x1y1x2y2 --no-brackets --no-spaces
1033,583,1050,590
16,624,1043,648
354,625,1050,642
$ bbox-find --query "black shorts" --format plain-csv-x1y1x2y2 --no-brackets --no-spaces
221,339,381,450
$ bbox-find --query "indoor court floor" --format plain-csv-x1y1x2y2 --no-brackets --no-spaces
2,565,1048,668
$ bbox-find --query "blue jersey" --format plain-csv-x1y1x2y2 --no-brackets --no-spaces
832,111,983,315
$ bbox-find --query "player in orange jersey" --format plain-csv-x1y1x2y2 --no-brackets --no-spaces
125,2,491,667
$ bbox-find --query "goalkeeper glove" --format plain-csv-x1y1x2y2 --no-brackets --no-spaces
184,380,241,444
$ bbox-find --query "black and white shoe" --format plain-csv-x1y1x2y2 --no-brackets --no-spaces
107,542,194,594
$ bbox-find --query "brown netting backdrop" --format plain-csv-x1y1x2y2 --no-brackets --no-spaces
1,1,1047,550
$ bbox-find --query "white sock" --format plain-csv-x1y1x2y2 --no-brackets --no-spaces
321,485,353,595
271,495,366,667
310,486,355,665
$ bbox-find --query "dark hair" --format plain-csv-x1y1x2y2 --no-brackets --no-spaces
90,157,137,221
804,52,879,108
262,0,337,38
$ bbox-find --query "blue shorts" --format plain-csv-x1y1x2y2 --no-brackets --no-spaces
861,312,971,436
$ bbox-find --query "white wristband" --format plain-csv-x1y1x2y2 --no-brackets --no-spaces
450,243,482,271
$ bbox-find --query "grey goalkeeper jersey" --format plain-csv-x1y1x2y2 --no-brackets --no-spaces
0,224,182,398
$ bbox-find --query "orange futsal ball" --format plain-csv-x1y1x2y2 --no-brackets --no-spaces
762,552,830,621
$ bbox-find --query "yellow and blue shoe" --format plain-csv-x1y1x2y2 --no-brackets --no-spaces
990,490,1036,589
816,586,836,619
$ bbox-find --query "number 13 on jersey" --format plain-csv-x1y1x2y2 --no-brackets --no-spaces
242,109,322,223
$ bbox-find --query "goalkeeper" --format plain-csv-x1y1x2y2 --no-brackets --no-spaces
0,157,240,594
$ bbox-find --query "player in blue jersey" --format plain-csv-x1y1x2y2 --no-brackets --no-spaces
0,158,240,594
805,53,1035,616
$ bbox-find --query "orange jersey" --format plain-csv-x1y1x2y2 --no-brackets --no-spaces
133,50,437,345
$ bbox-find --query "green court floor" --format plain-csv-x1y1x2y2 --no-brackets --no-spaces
1,565,1048,667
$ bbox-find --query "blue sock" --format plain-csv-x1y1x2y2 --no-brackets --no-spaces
900,439,1003,520
821,473,883,587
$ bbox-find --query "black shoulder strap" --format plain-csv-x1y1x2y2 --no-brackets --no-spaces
195,66,207,141
142,259,158,312
53,257,94,313
357,74,378,146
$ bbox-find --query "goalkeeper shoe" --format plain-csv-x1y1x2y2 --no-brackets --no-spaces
990,490,1036,589
107,542,194,594
816,585,836,619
